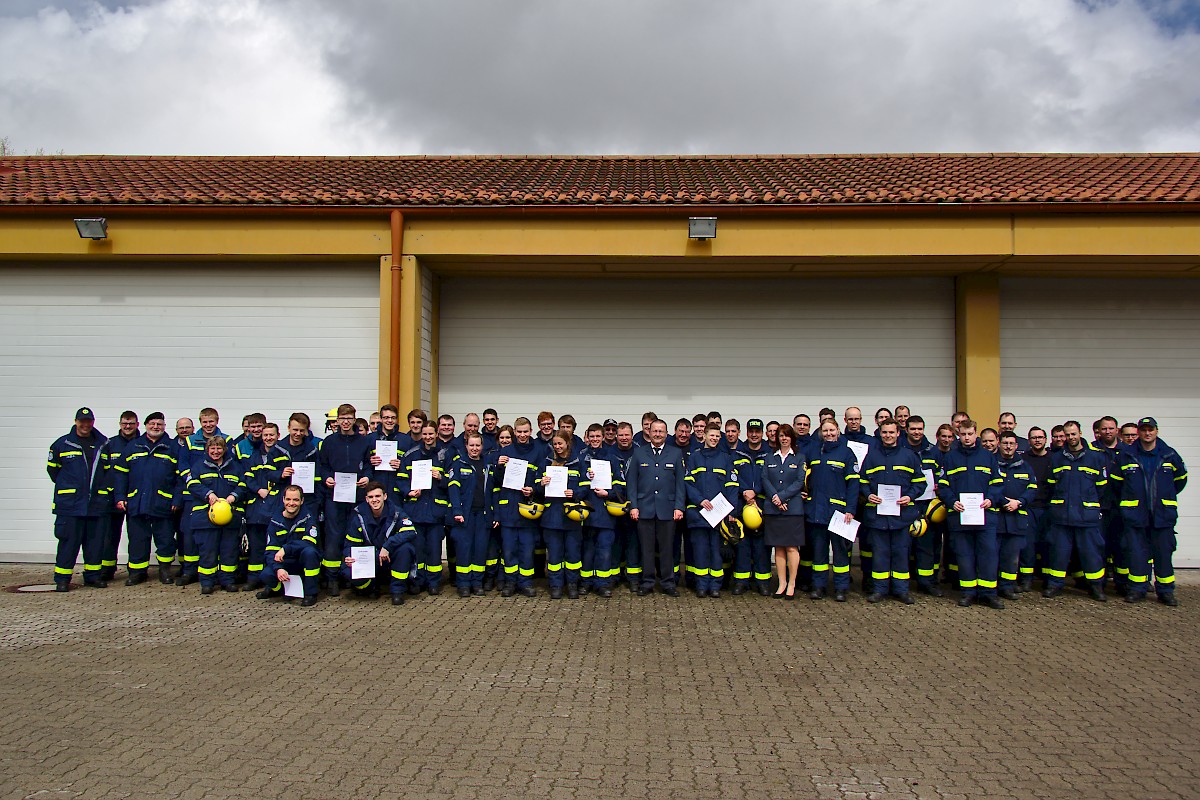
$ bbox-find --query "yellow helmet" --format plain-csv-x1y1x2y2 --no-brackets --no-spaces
605,500,630,517
909,518,929,538
741,502,763,531
518,501,546,520
325,407,338,422
208,499,233,527
720,517,745,545
565,502,591,523
925,497,947,524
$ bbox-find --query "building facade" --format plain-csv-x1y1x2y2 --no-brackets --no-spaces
2,153,1198,562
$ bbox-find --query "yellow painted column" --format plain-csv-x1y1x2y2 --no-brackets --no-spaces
397,255,424,413
378,256,394,408
955,274,1001,426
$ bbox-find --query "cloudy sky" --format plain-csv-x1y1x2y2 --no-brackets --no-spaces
1,0,1198,156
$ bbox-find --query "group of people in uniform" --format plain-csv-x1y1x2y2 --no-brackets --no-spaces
46,401,1187,609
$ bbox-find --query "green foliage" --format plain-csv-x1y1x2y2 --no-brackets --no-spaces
0,136,64,156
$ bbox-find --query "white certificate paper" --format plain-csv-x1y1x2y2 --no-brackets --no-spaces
333,472,358,503
877,483,901,517
960,492,985,526
350,546,376,579
503,458,529,490
918,469,936,501
847,441,869,472
589,460,612,492
701,493,735,529
282,571,305,598
374,440,398,471
291,461,315,494
409,459,433,491
545,466,568,498
828,510,861,543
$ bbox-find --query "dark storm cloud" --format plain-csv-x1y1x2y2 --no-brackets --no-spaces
301,0,1200,154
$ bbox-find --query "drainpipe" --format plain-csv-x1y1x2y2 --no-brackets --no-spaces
389,209,404,407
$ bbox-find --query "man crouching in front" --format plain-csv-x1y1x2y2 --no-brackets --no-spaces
256,484,321,607
343,481,418,606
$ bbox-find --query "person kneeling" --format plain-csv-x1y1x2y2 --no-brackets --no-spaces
342,482,417,605
257,485,321,607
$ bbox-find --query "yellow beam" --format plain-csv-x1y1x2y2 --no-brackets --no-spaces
404,216,1015,258
405,212,1200,262
396,255,423,413
955,274,1001,427
1014,214,1200,256
6,211,1198,262
0,216,389,258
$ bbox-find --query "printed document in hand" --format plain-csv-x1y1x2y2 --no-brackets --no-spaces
960,492,985,526
918,469,936,501
847,441,869,472
282,572,305,598
545,466,568,498
291,462,315,494
374,440,398,471
350,546,376,579
589,460,612,492
700,493,734,528
502,458,529,490
877,483,901,517
333,472,358,503
409,459,433,491
828,511,860,542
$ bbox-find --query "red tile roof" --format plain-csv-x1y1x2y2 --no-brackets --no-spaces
1,153,1199,209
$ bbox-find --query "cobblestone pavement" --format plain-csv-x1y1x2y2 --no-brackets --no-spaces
1,564,1197,800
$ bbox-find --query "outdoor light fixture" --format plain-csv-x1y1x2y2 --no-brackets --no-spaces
688,216,717,240
73,217,108,240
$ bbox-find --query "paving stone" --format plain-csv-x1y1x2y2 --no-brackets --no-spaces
0,565,1197,799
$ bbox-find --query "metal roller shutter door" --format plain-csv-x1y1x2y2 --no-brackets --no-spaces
0,262,379,560
438,274,954,438
1000,277,1200,567
420,264,435,411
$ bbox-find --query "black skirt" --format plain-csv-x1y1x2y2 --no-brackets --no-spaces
763,515,805,548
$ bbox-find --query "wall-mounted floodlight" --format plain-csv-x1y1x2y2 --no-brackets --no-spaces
74,218,108,240
688,216,717,240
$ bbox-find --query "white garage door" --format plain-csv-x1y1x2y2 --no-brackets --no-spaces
0,262,379,561
1000,277,1200,567
439,275,955,438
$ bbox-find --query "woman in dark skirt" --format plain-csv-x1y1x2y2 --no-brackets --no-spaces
761,423,807,598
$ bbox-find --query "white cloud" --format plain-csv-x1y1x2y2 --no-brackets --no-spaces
1,0,1197,155
0,0,398,154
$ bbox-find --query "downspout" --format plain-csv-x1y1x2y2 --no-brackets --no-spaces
389,209,404,407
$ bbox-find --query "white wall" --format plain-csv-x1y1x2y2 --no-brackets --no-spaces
0,262,379,560
438,275,955,434
1001,277,1200,567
